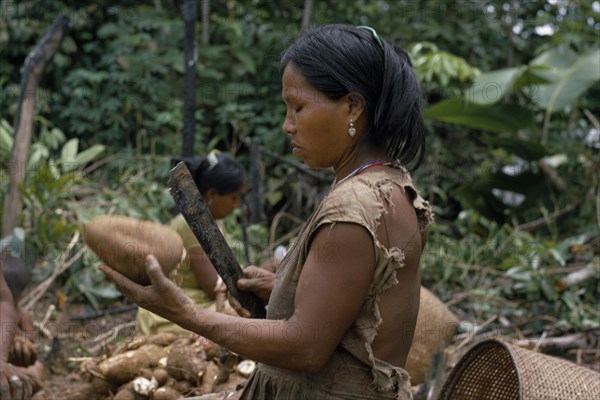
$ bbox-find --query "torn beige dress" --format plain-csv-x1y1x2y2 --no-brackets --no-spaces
240,167,433,400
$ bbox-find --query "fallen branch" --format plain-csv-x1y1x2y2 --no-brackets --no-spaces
33,321,54,339
87,322,137,354
555,263,599,292
515,204,577,232
583,109,600,130
538,158,565,191
517,330,600,352
455,314,498,351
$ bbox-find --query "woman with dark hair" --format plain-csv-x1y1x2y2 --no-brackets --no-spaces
137,151,247,334
103,24,431,399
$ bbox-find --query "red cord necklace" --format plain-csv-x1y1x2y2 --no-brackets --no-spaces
334,159,392,186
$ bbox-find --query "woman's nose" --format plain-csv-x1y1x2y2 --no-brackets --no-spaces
282,112,295,134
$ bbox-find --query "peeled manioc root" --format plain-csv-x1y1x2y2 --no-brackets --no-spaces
153,386,182,400
166,338,207,383
83,215,184,285
98,344,168,384
79,334,254,400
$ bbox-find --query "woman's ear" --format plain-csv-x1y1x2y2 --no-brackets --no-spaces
345,92,366,120
204,188,218,206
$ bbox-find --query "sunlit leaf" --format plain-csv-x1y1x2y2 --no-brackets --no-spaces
424,99,535,132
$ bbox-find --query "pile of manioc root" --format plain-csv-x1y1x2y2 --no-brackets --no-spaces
78,333,254,400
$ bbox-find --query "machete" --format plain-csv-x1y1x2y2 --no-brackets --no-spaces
168,162,266,318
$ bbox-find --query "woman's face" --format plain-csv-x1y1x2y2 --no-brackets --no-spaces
281,64,352,169
206,187,244,220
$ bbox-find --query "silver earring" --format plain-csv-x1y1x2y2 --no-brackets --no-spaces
348,120,356,137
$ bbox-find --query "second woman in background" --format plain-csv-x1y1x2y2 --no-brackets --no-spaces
137,151,246,335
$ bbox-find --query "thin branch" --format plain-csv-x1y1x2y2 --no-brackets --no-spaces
516,204,577,232
301,0,313,30
86,322,137,354
19,233,85,311
583,109,600,130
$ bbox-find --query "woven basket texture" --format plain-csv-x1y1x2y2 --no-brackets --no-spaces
438,338,600,400
405,286,460,385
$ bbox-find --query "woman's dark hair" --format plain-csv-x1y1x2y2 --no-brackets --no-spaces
281,24,425,170
174,153,246,195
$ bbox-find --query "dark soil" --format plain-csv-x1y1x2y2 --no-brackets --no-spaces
28,291,138,400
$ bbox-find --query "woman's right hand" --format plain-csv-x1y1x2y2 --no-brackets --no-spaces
237,266,275,304
99,255,194,327
222,266,275,317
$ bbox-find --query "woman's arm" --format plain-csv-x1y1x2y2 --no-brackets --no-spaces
101,222,374,373
187,246,219,299
1,265,38,399
0,265,17,366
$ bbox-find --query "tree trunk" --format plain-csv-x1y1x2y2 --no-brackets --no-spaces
1,15,70,238
301,0,313,30
201,0,210,46
249,138,263,224
182,0,197,157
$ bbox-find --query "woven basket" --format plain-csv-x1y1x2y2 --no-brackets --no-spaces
406,286,460,385
438,338,600,400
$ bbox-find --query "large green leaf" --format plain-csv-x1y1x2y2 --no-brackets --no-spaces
469,65,552,105
469,67,524,104
74,144,106,165
0,119,13,154
534,49,600,111
61,138,79,165
531,47,578,70
424,99,535,132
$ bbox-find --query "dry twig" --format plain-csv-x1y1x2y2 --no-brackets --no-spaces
19,232,86,311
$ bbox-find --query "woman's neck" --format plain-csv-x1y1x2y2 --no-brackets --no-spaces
334,147,389,183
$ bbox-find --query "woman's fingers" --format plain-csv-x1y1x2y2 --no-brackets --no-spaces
144,254,167,285
227,294,251,318
98,264,143,302
8,373,32,400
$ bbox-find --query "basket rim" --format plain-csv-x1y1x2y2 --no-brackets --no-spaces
440,338,523,400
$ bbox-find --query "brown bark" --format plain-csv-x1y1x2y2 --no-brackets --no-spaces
1,15,70,237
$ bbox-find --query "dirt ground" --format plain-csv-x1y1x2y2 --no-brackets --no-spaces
24,289,600,399
28,292,141,400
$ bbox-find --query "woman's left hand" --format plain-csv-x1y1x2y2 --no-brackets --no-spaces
99,255,193,325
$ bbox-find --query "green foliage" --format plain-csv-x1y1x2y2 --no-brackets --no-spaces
409,42,480,99
424,99,535,132
423,212,599,331
1,1,598,330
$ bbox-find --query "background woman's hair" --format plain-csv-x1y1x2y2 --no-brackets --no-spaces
173,153,246,195
281,24,426,170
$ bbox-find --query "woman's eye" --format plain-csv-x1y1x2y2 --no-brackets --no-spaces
294,106,302,112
